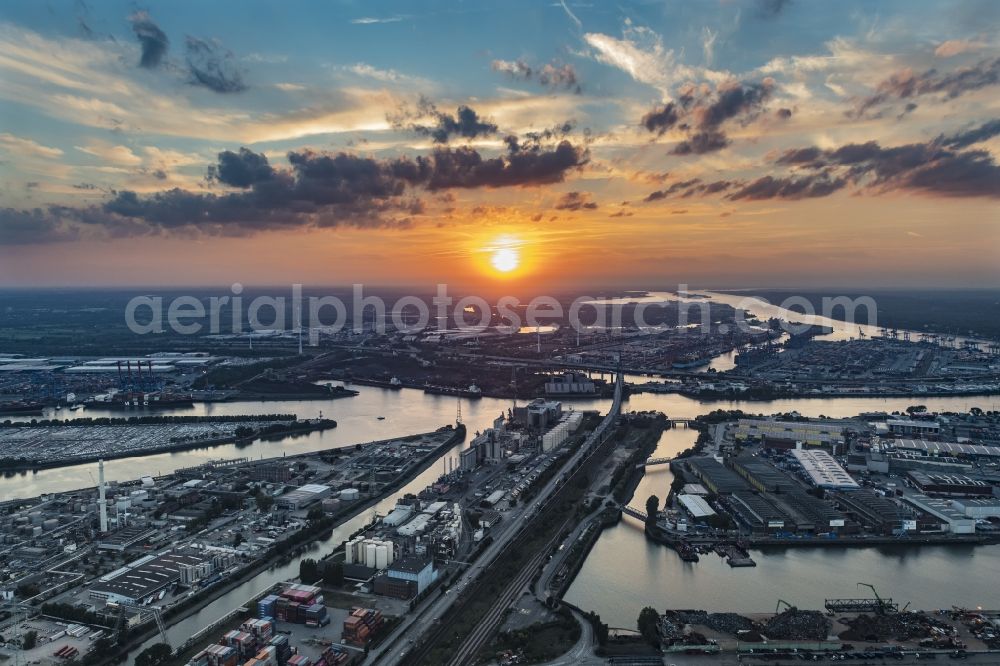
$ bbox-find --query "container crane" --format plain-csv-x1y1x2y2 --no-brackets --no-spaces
858,582,895,615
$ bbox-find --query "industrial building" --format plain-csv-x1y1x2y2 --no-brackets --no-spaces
790,449,860,490
542,410,583,452
886,419,941,437
677,494,716,520
276,484,332,511
906,471,994,497
951,498,1000,519
729,457,798,493
90,550,210,604
686,458,750,494
888,438,1000,460
544,372,596,395
734,419,845,448
902,494,976,534
725,491,786,532
836,490,910,535
515,398,563,430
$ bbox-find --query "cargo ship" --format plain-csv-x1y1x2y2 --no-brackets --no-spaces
350,376,403,390
423,383,482,399
0,400,44,415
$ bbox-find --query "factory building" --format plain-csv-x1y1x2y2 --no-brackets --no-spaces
836,490,910,535
276,484,332,511
734,419,845,449
677,494,716,520
544,372,596,395
729,457,798,493
541,411,583,452
902,494,976,534
379,557,437,596
90,550,209,605
381,504,414,527
888,439,1000,460
344,537,395,570
686,458,750,494
905,471,994,497
725,491,787,532
886,419,941,437
514,399,563,430
951,498,1000,519
790,449,860,490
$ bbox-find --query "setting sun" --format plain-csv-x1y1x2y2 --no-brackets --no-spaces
490,247,520,273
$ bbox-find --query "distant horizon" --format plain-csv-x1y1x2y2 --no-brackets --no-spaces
1,0,998,288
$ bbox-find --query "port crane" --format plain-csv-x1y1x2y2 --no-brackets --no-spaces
775,599,796,614
857,582,895,615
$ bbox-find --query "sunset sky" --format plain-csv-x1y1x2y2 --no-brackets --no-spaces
0,0,998,290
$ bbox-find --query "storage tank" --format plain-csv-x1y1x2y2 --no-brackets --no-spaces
344,538,355,564
364,542,377,568
374,544,388,570
340,488,360,501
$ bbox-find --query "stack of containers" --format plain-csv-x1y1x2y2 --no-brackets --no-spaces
304,603,328,627
286,655,312,666
274,597,289,622
203,644,238,666
258,594,279,619
267,635,292,665
221,631,256,660
341,607,383,646
239,618,274,646
253,645,278,666
313,645,349,666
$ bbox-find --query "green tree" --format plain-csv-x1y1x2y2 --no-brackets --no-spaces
233,533,245,547
307,505,325,522
134,642,172,666
645,494,660,527
637,606,660,647
299,558,321,584
254,489,274,513
323,560,345,586
22,630,38,650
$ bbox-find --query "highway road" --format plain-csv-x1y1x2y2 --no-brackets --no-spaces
367,371,624,665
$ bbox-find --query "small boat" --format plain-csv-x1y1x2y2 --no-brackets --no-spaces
377,416,386,420
69,404,84,411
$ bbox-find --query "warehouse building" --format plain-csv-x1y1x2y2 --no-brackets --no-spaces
276,484,332,511
726,491,787,532
790,449,860,490
686,458,750,494
90,550,209,605
951,498,1000,519
906,471,994,497
902,494,976,534
887,419,940,437
373,557,437,598
734,419,845,448
677,494,716,520
889,439,1000,460
836,490,910,535
730,457,797,493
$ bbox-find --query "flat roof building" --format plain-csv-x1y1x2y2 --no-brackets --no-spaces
735,419,844,448
677,494,716,519
790,449,859,490
90,550,209,605
902,494,976,534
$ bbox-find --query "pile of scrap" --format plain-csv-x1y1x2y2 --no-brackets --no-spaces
763,608,831,640
838,612,955,642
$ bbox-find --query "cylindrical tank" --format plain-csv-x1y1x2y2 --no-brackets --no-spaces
374,545,388,570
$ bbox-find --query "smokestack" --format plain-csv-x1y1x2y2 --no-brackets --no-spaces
98,459,108,533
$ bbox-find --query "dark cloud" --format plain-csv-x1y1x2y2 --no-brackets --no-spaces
394,101,498,143
185,36,247,93
0,208,80,244
852,57,1000,118
936,119,1000,149
491,59,581,93
2,138,588,243
641,80,775,155
209,148,275,188
728,174,848,200
670,130,730,155
749,134,1000,199
776,108,793,120
554,191,598,211
641,103,680,135
643,178,701,202
128,11,169,68
419,139,588,189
